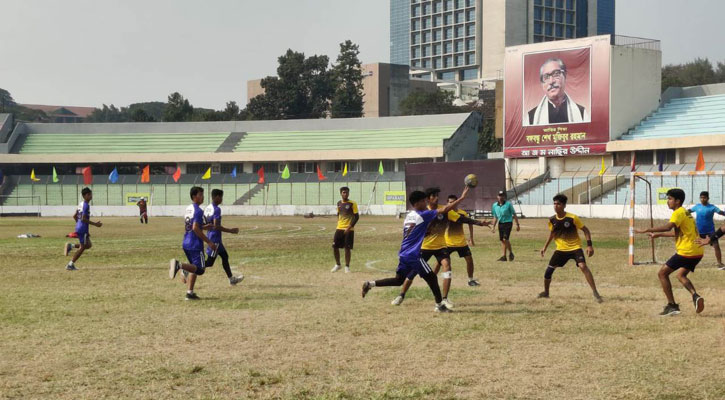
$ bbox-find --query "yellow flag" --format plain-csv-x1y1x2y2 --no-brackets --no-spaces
598,157,606,176
342,163,348,176
30,168,40,182
201,167,211,180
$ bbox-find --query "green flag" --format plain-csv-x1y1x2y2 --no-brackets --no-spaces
378,161,384,175
52,166,59,183
281,164,290,179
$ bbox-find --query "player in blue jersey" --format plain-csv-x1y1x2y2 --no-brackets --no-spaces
204,189,244,285
688,191,725,269
64,187,102,270
361,186,470,312
168,186,218,300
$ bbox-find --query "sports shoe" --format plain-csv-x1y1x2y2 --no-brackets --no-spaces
467,279,480,287
391,295,404,306
185,292,200,301
64,242,73,256
497,256,507,262
229,274,244,286
435,304,452,313
169,259,180,279
331,265,341,273
718,263,725,271
361,281,372,298
693,294,705,314
659,303,680,316
537,292,549,299
441,298,455,309
594,294,604,303
508,253,515,261
181,269,189,284
344,266,350,273
65,263,77,271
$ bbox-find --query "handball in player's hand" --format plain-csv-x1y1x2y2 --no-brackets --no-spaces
464,174,478,188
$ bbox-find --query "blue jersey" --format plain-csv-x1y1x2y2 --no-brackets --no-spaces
691,203,722,234
204,203,222,244
182,203,204,251
398,209,439,260
75,201,90,232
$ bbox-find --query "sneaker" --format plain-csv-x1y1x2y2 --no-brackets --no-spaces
537,292,549,299
508,253,515,261
594,294,604,303
441,298,455,309
718,263,725,271
467,279,480,287
497,256,507,262
344,266,350,273
181,269,189,284
361,281,372,298
659,303,680,316
169,259,180,279
65,263,77,271
435,304,452,313
185,292,200,301
331,265,341,273
63,242,73,256
391,295,404,306
693,294,705,314
229,274,244,286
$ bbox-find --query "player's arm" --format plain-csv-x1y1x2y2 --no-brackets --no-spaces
540,231,555,257
467,222,475,246
344,213,360,234
580,225,594,257
81,211,102,227
193,221,217,249
216,218,239,234
699,222,725,246
439,186,469,215
635,222,675,234
649,231,675,239
512,205,520,231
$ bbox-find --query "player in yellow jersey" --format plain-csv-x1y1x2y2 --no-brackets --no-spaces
439,193,489,287
331,187,359,273
637,188,705,316
539,194,602,303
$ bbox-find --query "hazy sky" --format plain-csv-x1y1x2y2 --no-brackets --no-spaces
2,0,724,109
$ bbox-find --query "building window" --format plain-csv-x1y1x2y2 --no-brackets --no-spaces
455,10,464,23
412,33,420,44
422,59,430,68
566,25,574,38
454,40,464,52
412,4,420,16
545,0,553,6
439,70,455,80
556,9,564,23
634,151,654,166
422,45,430,56
534,35,543,43
433,29,441,41
534,0,542,4
362,160,394,173
433,43,441,55
534,6,542,20
455,25,464,37
328,161,359,173
566,11,574,24
545,9,553,21
412,19,420,30
432,57,440,68
444,41,452,53
455,0,464,9
566,0,574,10
657,149,677,164
444,0,453,11
412,47,420,58
462,68,477,80
465,53,475,65
465,0,474,7
443,56,453,68
534,21,542,34
422,31,430,42
466,9,475,22
545,23,553,36
253,163,278,173
422,17,429,29
466,23,475,36
422,3,430,15
556,0,564,7
444,27,453,39
455,54,464,66
555,24,563,37
433,15,442,27
466,38,475,51
433,1,442,13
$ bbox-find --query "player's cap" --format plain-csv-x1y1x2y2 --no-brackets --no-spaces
498,190,505,196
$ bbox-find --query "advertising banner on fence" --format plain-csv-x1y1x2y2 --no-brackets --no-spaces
383,191,406,205
125,192,150,206
504,35,610,158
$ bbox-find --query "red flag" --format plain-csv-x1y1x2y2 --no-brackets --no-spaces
82,166,92,185
141,165,150,183
257,166,265,184
630,152,636,172
316,165,327,181
172,166,181,182
695,149,705,171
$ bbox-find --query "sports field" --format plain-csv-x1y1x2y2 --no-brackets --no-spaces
2,215,724,399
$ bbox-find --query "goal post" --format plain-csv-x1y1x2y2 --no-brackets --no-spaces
0,196,42,217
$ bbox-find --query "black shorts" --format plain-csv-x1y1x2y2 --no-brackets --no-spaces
499,222,513,241
447,246,472,258
421,248,450,263
665,254,702,272
699,233,718,246
548,249,586,268
332,229,354,249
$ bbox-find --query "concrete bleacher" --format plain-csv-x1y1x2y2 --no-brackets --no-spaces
620,94,725,140
17,132,231,154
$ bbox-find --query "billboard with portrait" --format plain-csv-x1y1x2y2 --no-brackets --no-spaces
504,35,610,158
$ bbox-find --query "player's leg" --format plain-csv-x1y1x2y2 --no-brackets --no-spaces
439,253,454,308
577,261,602,302
464,255,479,286
144,213,148,224
540,251,564,298
713,239,724,268
658,263,677,306
331,230,343,272
417,259,447,311
343,231,354,272
392,276,415,305
498,238,507,261
675,266,704,313
67,234,90,270
362,272,406,298
220,246,243,285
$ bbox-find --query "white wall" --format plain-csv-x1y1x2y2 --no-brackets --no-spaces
0,205,403,217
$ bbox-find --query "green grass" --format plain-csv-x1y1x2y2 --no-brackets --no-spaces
1,216,725,399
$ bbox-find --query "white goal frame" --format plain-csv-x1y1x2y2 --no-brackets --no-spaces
0,195,42,217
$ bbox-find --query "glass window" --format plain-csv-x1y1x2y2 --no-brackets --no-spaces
422,59,429,68
545,24,553,36
433,29,441,41
465,0,475,7
444,41,452,53
432,58,440,68
412,33,420,44
411,60,419,67
412,5,420,16
556,24,563,37
253,163,278,173
455,11,464,23
422,3,430,15
412,19,420,31
444,27,453,39
455,40,463,52
443,56,453,67
545,9,553,21
466,23,475,36
462,68,477,80
444,0,453,10
466,38,475,50
433,1,442,13
412,47,420,58
534,6,542,20
440,71,455,80
534,35,543,43
534,21,542,34
444,13,453,25
566,11,574,24
422,45,429,56
566,25,574,38
433,15,441,27
423,31,430,42
545,0,553,6
556,10,563,23
566,0,574,10
466,9,475,22
534,0,542,5
466,53,475,65
455,0,464,8
433,43,441,55
422,18,429,29
556,0,563,8
455,26,464,38
455,55,464,66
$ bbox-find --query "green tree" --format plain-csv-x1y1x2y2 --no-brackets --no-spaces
0,88,16,113
477,118,502,154
128,102,166,121
661,58,721,92
399,89,460,115
163,92,194,122
331,40,365,118
129,108,155,122
86,104,129,122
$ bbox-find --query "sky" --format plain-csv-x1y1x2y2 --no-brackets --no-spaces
2,0,724,110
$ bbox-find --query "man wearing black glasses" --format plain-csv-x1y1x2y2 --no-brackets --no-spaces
526,58,588,126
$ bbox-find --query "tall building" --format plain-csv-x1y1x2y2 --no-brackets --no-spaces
390,0,615,82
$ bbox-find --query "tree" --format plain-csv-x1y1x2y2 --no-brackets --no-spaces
86,104,129,122
163,92,194,122
0,88,16,113
478,118,502,154
331,40,365,118
129,108,155,122
128,102,166,121
222,101,248,120
661,58,721,92
399,89,460,115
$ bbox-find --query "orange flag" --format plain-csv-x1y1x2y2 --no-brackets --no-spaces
82,166,92,185
316,165,327,181
695,149,705,171
141,165,150,183
172,166,181,183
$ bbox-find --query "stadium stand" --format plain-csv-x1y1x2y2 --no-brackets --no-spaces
620,94,725,140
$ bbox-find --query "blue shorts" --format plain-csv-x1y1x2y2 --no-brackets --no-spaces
184,249,206,275
206,242,224,257
396,257,433,280
76,230,90,245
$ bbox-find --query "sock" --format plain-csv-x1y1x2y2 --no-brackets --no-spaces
68,261,74,266
345,264,349,267
399,292,405,298
368,281,376,287
187,290,193,294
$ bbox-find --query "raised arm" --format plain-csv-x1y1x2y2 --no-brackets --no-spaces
439,186,469,215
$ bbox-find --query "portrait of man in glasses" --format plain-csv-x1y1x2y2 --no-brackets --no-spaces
525,57,589,126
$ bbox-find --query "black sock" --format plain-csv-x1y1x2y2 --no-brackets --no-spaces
421,272,443,304
375,273,405,287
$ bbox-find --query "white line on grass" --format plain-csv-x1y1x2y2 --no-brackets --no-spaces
365,259,393,273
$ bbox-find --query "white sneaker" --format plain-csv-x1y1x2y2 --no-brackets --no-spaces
391,295,404,306
718,263,725,270
344,266,350,273
229,274,244,286
64,242,73,256
441,298,455,309
331,265,341,273
169,259,180,279
65,263,77,271
181,269,189,284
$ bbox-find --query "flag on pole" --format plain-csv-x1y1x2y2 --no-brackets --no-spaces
231,166,237,178
695,149,706,171
141,165,150,183
82,166,92,185
257,166,265,184
172,166,181,183
109,167,119,183
52,167,59,183
598,157,606,176
630,152,636,172
30,168,40,182
378,161,384,176
281,164,290,179
316,165,327,181
201,167,211,180
342,163,348,176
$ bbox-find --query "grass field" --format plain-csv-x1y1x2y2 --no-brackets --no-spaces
2,215,725,399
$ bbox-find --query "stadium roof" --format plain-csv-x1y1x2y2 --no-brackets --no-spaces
0,113,480,163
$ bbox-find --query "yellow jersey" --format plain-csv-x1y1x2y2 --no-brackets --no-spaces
422,205,461,250
336,200,359,230
445,209,469,248
670,207,704,257
548,212,584,252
